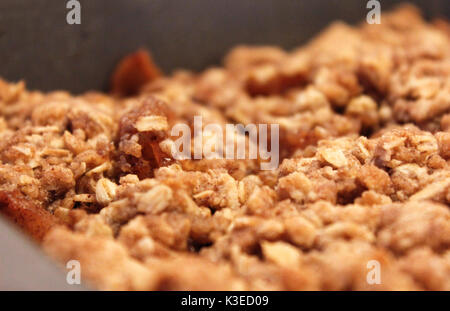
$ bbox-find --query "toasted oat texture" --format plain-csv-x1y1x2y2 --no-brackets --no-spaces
1,5,450,290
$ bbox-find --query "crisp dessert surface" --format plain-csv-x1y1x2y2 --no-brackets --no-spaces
0,5,450,290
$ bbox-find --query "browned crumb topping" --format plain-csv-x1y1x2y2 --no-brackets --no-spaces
0,5,449,290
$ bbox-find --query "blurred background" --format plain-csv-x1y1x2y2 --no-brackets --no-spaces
0,0,449,93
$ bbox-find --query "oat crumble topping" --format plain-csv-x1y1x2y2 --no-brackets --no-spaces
0,5,449,290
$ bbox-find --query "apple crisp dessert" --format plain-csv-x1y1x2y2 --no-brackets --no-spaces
0,5,449,290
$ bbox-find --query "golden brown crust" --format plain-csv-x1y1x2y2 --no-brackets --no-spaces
0,190,59,242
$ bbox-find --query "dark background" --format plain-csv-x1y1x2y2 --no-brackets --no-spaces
0,0,449,94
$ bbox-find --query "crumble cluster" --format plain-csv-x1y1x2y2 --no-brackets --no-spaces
0,5,449,290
